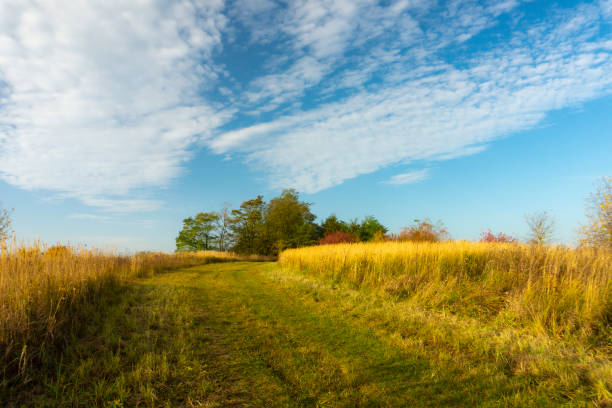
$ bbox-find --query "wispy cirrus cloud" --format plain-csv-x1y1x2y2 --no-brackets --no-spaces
231,0,433,113
211,0,612,193
384,169,430,185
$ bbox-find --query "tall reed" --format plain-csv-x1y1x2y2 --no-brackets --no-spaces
0,239,239,383
280,241,612,340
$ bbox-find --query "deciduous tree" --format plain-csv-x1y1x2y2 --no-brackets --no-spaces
265,189,317,253
580,176,612,249
216,204,233,252
525,211,555,246
318,230,359,245
357,215,387,242
230,196,267,255
398,219,448,242
176,212,219,251
321,215,348,235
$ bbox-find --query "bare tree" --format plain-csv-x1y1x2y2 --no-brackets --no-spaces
0,203,12,239
216,204,232,252
525,211,555,245
580,176,612,249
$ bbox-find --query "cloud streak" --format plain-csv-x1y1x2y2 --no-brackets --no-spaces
384,169,430,185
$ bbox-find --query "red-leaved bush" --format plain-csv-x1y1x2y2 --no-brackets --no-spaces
480,230,516,243
318,231,359,245
395,219,448,242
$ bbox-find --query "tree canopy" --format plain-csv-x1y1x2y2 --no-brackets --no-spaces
175,191,391,255
170,176,612,254
176,212,219,251
229,196,267,255
357,215,388,242
265,189,318,253
321,215,348,235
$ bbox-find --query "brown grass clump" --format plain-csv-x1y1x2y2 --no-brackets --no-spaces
0,238,239,384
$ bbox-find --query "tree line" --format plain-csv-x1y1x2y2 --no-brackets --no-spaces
175,189,388,255
176,177,612,254
0,178,608,254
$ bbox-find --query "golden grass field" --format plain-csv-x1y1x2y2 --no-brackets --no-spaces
0,239,240,383
280,241,612,339
2,239,611,406
280,241,612,404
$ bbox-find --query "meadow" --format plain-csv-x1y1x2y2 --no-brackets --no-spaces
279,241,612,340
0,239,240,388
1,239,611,406
280,241,612,405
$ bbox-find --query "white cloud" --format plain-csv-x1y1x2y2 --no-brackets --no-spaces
384,169,430,185
282,0,363,58
229,0,280,43
210,1,612,193
1,0,611,211
209,120,285,153
0,0,227,210
243,56,328,109
237,0,433,112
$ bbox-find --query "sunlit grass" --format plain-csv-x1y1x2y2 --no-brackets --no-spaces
0,238,239,385
5,259,612,406
279,241,612,405
4,239,612,405
280,241,612,339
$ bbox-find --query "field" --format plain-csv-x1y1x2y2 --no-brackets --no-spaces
1,241,611,406
281,242,612,405
0,240,242,389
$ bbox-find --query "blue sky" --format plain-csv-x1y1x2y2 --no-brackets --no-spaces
0,0,611,251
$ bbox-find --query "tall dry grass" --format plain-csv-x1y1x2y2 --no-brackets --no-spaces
279,241,612,340
0,239,239,383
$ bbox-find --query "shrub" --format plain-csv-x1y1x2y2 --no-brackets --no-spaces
318,231,359,245
480,230,516,243
397,219,448,242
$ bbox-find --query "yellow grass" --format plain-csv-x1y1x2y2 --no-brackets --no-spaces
279,241,612,339
0,239,239,382
280,241,612,404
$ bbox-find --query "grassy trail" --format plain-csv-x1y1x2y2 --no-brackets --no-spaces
5,262,592,407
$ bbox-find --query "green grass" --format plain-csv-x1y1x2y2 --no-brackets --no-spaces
3,262,606,406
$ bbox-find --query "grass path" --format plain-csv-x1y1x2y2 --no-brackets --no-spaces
5,262,592,407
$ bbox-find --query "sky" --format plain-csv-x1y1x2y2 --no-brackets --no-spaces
0,0,611,252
